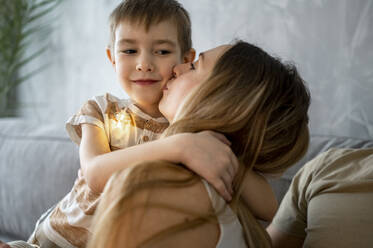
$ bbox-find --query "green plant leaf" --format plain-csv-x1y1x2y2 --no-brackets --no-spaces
0,0,61,116
10,46,47,75
8,63,49,90
28,1,61,24
30,0,61,12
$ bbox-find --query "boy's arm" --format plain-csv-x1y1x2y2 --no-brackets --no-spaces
0,241,10,248
80,124,237,198
240,171,278,221
80,123,182,193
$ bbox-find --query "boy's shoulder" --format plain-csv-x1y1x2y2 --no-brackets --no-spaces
83,92,135,119
91,92,132,111
90,93,168,124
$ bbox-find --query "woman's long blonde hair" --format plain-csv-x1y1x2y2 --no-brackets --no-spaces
88,41,310,247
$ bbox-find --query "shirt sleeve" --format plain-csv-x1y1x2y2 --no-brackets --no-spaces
270,153,325,238
65,97,106,145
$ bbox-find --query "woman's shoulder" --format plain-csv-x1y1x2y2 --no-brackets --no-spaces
113,161,220,247
125,161,214,212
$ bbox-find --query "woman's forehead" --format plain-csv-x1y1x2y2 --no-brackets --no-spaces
198,45,231,67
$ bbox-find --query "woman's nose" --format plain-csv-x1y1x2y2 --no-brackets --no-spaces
173,63,190,77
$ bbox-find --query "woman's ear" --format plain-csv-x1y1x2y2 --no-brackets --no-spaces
183,48,196,63
106,47,116,70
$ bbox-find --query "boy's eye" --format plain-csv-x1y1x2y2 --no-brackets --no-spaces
156,50,171,55
190,63,195,70
121,49,137,54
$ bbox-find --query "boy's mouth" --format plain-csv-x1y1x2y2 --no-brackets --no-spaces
132,79,159,85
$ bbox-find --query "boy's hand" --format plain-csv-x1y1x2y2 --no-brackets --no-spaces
0,241,10,248
177,131,239,201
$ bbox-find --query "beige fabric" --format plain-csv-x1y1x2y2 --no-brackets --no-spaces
272,148,373,248
66,93,168,147
8,241,40,248
30,93,168,248
27,220,60,248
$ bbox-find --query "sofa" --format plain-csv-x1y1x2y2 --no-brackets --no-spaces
1,118,373,242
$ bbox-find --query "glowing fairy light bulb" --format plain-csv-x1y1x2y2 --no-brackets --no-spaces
110,111,134,137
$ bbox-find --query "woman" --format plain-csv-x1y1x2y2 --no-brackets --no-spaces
88,41,311,248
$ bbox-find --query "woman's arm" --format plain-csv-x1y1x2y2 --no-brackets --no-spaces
80,124,237,197
240,171,278,221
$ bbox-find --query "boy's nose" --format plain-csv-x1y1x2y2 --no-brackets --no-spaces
173,63,190,77
136,63,154,72
136,54,154,72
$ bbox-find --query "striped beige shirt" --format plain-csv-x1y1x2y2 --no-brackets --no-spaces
30,93,168,248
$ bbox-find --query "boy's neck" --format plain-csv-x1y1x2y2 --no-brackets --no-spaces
134,103,164,118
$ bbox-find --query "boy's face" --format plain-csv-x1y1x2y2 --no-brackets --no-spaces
107,19,195,117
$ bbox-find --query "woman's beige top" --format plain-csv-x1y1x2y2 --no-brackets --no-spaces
202,180,247,248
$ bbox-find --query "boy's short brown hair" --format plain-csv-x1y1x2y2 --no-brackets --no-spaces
108,0,192,55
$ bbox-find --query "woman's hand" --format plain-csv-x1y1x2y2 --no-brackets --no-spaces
175,131,239,201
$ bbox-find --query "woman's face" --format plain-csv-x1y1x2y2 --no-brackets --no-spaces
159,45,230,122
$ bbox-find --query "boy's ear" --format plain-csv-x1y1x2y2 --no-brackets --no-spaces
106,47,116,69
183,48,196,63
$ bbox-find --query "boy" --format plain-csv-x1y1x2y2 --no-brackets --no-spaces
22,1,277,247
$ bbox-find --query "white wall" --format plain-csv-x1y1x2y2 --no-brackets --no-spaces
18,0,373,139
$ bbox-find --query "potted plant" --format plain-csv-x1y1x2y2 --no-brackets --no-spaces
0,0,61,117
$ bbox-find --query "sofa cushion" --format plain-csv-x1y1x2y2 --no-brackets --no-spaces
1,118,372,241
269,135,373,203
0,118,80,241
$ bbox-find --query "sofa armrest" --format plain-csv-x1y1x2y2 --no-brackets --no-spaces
0,118,80,240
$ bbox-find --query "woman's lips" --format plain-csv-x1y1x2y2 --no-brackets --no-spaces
133,79,159,85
